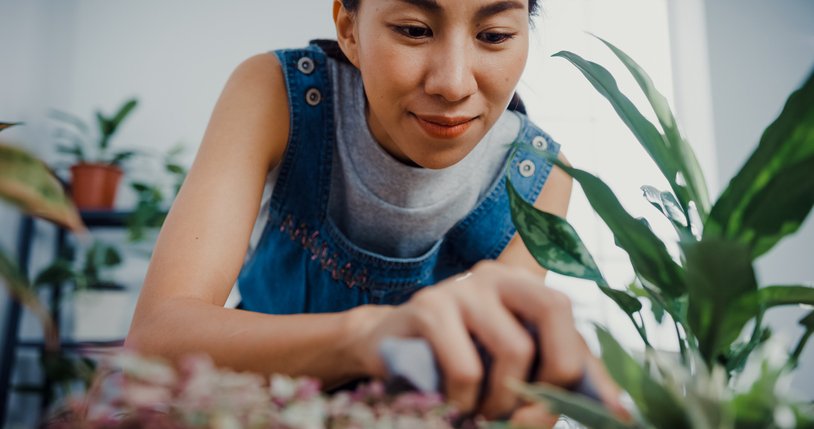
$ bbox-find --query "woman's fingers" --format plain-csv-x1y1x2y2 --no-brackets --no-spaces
461,292,534,419
488,265,629,419
408,290,483,414
491,267,585,387
585,350,630,419
510,403,560,428
391,260,626,421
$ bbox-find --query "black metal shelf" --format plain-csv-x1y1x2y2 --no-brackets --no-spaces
1,210,142,424
80,210,133,228
15,340,126,350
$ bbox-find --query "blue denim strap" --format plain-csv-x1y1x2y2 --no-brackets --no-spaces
443,116,561,267
269,45,334,223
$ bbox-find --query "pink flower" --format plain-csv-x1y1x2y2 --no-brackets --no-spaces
295,378,322,402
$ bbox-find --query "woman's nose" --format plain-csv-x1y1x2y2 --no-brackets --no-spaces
424,37,478,103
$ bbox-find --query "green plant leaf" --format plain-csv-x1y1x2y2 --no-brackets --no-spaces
0,248,59,350
506,176,604,283
507,379,635,429
596,327,690,428
110,98,138,130
96,112,113,138
0,248,31,294
33,260,75,286
640,185,693,241
705,70,814,259
102,246,122,267
596,36,711,221
0,144,85,231
791,311,814,366
0,122,22,133
629,281,665,324
722,285,814,351
730,359,785,427
109,150,136,166
801,311,814,330
131,182,150,193
599,286,643,315
166,163,185,175
83,243,101,287
507,172,645,318
791,403,814,428
682,239,759,364
641,186,686,226
736,155,814,258
723,327,771,373
103,246,122,267
755,285,814,308
552,51,689,217
513,144,686,300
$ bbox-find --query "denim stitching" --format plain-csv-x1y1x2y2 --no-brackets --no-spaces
280,214,370,289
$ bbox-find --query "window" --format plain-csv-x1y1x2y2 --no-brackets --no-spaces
519,0,683,351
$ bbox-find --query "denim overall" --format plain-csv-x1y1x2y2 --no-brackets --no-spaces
237,42,561,315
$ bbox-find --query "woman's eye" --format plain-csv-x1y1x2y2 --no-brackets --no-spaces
396,26,432,39
478,32,515,44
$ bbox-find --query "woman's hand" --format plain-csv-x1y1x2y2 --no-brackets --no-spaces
346,260,627,423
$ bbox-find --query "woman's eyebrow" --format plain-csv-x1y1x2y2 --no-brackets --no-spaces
392,0,525,19
394,0,443,14
474,0,526,20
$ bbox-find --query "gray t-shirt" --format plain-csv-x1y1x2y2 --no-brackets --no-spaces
247,57,521,259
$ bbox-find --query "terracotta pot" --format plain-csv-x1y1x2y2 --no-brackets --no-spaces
70,163,123,210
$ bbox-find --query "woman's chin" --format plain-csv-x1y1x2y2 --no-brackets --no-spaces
403,144,476,170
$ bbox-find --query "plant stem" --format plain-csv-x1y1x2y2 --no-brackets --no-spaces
627,311,651,348
674,320,687,365
790,328,812,367
749,307,765,346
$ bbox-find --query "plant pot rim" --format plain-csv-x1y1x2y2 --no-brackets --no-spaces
70,162,122,172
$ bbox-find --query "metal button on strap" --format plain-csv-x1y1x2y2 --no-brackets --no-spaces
532,136,548,151
519,159,536,177
297,57,315,75
305,88,321,106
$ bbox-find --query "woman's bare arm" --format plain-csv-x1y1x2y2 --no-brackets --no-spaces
125,53,377,388
498,151,573,276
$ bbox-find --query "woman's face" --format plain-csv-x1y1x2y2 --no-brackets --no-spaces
336,0,530,169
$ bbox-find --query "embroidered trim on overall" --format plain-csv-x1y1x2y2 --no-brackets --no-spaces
279,214,370,289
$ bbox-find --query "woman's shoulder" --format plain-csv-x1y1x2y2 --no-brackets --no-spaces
222,52,290,170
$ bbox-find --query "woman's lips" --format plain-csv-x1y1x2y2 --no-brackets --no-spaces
412,114,477,139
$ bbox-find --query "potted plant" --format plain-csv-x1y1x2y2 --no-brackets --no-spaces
505,37,814,428
51,98,139,210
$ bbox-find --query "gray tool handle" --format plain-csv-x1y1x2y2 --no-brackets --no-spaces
378,322,601,403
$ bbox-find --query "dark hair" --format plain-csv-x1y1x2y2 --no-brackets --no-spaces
341,0,541,17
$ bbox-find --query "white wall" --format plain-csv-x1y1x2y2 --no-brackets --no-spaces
703,0,814,398
0,2,82,425
0,2,337,426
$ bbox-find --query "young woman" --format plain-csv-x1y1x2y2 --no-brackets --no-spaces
127,0,626,423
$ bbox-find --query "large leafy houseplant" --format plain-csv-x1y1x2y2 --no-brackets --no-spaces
506,37,814,428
